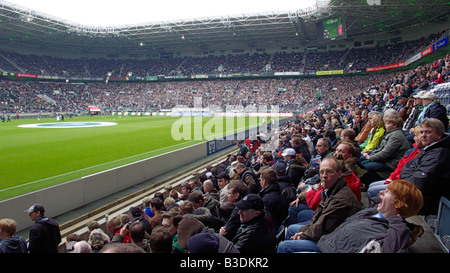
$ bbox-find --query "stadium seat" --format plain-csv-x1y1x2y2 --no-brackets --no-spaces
434,196,450,253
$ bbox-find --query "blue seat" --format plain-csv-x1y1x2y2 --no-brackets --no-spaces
434,196,450,253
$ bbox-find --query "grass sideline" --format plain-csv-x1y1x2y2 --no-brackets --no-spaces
0,115,268,201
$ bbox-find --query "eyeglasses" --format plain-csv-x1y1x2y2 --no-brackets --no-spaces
319,169,336,175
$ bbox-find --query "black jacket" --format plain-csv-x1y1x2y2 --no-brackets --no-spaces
278,158,307,186
400,133,450,215
28,217,61,253
258,183,289,230
423,102,449,130
232,212,276,253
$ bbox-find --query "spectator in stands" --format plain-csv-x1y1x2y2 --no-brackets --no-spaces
258,168,289,230
360,112,385,154
273,134,292,161
219,180,248,241
367,126,423,201
291,136,311,164
236,140,249,157
129,206,152,235
187,232,221,253
255,151,274,175
355,109,371,145
143,197,164,229
178,217,239,253
340,128,362,158
288,142,362,227
271,161,297,204
180,200,195,215
24,203,61,253
360,115,410,185
302,137,332,182
400,118,450,215
235,162,261,193
0,218,27,253
88,227,110,253
232,194,276,253
310,137,333,168
149,226,173,253
72,241,92,253
277,157,362,253
127,221,150,252
203,179,220,201
179,182,192,202
301,127,315,154
278,148,307,186
404,91,425,140
334,142,362,201
216,172,230,205
142,197,154,217
187,191,221,222
351,109,363,135
107,215,131,244
317,179,424,253
161,211,184,253
65,233,81,253
394,94,408,118
417,91,449,131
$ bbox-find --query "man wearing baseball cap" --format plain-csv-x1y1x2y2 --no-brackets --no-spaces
414,91,448,131
24,203,61,253
231,194,276,253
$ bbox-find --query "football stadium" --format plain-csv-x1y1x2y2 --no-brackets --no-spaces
0,0,449,260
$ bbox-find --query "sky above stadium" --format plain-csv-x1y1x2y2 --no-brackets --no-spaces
6,0,316,26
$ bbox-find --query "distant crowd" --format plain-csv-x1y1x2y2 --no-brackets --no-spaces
0,31,445,78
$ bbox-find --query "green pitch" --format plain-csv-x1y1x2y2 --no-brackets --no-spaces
0,115,269,201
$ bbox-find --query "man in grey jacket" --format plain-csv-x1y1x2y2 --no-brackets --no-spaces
361,115,410,185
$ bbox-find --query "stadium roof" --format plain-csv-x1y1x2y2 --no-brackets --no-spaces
0,0,449,54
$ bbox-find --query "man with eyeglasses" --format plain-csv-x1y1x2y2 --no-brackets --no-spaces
277,157,362,253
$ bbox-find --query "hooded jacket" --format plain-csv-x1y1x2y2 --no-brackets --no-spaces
28,217,61,253
0,234,28,253
258,183,289,229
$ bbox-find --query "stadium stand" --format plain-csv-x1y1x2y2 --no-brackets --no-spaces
3,48,449,253
1,4,450,256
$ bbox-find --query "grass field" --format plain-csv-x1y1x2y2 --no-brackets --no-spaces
0,115,267,201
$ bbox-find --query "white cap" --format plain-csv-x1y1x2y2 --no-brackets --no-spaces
413,90,426,98
281,148,296,156
421,92,437,100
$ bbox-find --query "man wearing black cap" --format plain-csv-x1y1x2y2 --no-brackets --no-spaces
232,194,276,253
24,203,61,253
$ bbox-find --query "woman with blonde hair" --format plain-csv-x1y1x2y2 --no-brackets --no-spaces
360,112,385,153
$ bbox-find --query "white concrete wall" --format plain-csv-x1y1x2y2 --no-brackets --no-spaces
0,142,207,232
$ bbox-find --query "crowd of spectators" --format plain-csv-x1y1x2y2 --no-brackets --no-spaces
0,31,446,78
4,68,447,115
2,49,449,253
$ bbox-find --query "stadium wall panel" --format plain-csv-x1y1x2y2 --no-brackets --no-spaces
0,142,207,233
